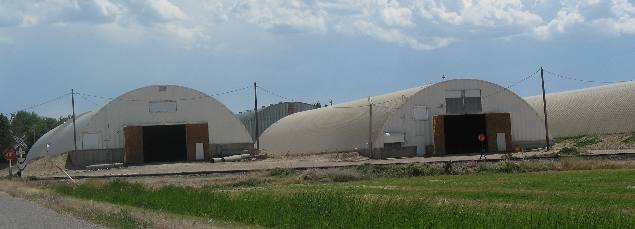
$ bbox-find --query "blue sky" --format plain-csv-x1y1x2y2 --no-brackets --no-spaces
1,0,634,118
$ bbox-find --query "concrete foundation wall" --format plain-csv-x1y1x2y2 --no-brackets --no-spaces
68,149,124,168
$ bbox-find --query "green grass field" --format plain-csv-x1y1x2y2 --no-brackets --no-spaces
56,169,635,228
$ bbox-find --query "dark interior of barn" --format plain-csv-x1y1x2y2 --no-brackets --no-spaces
444,114,487,154
142,125,187,163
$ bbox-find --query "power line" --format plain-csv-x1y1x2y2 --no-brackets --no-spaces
74,86,251,103
11,92,71,114
543,69,633,84
211,86,251,97
483,68,541,98
256,85,293,101
77,93,101,107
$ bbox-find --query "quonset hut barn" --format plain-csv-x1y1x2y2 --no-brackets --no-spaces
260,79,548,157
27,85,253,167
525,81,635,138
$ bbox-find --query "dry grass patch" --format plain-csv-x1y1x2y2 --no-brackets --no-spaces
555,158,635,171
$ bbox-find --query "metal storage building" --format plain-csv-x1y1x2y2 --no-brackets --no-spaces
27,85,253,167
525,81,635,138
237,102,318,140
260,79,548,157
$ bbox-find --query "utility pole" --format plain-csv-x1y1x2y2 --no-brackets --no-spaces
540,67,551,151
254,82,259,152
71,89,77,153
368,97,374,158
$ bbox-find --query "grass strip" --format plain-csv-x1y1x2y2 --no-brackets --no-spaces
56,170,635,228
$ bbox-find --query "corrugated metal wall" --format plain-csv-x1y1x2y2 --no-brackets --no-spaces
525,81,635,138
237,102,318,140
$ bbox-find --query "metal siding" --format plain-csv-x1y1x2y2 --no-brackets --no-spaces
525,81,635,138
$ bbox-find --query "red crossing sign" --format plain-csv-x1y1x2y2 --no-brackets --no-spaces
3,147,15,161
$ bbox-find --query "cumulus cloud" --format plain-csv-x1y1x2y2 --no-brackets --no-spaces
349,20,454,50
0,0,633,50
534,8,585,39
231,0,327,33
381,3,415,27
592,0,635,35
414,0,543,27
145,0,187,21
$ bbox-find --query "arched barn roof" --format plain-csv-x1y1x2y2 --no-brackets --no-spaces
260,79,546,155
28,85,253,160
525,81,635,138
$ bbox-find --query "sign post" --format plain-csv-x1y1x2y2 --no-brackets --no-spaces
478,133,487,160
4,148,16,177
12,135,28,177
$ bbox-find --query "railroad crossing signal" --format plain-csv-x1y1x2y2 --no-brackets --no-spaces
10,134,29,177
13,135,28,159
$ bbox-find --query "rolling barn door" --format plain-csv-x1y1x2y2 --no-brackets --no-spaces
432,115,445,155
186,123,210,161
124,126,144,164
485,113,512,152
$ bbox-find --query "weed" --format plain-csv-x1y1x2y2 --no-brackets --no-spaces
355,163,442,178
574,136,602,147
230,177,269,187
301,168,365,183
555,135,602,147
558,147,579,156
623,133,635,144
72,209,150,229
269,167,296,177
494,160,523,173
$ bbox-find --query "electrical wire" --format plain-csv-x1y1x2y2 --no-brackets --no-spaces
211,86,251,97
78,93,101,107
483,68,540,99
74,85,251,104
256,85,293,101
11,92,71,114
543,69,634,84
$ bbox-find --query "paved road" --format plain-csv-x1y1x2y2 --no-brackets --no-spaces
0,192,105,229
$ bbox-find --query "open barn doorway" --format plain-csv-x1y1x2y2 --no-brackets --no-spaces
142,125,187,163
444,114,486,154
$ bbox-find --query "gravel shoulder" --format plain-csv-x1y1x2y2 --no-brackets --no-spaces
0,191,105,229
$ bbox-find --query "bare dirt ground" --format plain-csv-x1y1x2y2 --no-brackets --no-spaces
7,133,634,180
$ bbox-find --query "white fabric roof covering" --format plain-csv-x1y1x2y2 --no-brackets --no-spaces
28,85,253,160
525,81,635,138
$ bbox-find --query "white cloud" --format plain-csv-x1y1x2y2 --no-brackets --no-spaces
0,36,13,44
1,0,634,51
592,0,635,35
349,20,454,50
232,0,327,33
93,0,125,18
534,8,584,39
381,4,415,27
414,0,543,27
146,0,187,21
